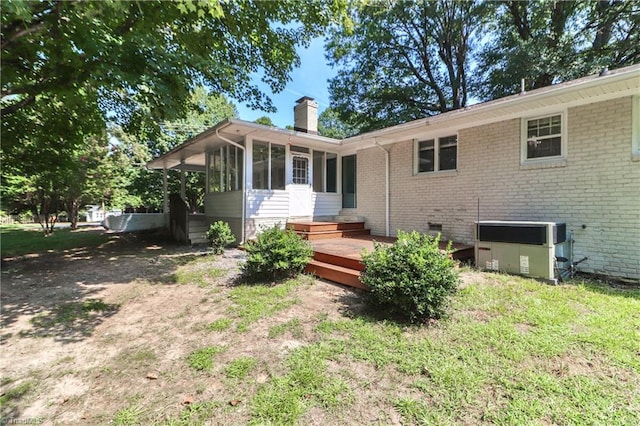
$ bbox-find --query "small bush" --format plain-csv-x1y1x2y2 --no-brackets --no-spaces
360,231,459,322
242,225,313,281
205,221,235,254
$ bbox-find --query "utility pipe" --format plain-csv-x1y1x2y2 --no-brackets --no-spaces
374,139,390,237
216,128,247,244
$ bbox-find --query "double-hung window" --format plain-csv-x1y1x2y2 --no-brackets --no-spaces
522,113,565,163
416,135,457,173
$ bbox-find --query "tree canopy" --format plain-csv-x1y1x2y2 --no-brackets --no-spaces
476,0,640,100
326,0,640,132
326,0,489,132
2,0,348,129
317,107,359,139
1,0,348,230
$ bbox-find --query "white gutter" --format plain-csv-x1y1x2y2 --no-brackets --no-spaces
374,139,390,237
216,127,247,245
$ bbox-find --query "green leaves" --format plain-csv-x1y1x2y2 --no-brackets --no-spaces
242,226,313,282
361,231,459,322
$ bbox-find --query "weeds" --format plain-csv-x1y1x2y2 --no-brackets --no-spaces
187,346,227,372
224,357,257,380
268,318,304,339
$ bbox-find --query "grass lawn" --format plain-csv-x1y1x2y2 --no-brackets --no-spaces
0,224,110,258
2,241,638,424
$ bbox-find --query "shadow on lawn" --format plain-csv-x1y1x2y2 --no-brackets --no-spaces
0,229,205,344
334,289,427,327
574,277,640,300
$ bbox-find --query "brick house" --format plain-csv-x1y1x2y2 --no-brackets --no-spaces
148,65,640,280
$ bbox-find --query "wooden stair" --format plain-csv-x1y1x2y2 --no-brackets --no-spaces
288,221,369,290
188,214,210,244
306,258,367,290
287,221,370,241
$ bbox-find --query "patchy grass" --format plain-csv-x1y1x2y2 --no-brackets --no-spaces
0,224,110,257
251,345,353,424
0,380,34,417
186,346,227,372
268,318,304,339
4,237,639,425
113,404,144,425
224,356,257,380
174,264,225,288
26,299,120,339
228,276,311,332
206,318,233,332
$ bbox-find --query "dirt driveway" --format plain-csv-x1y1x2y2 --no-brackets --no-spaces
0,230,370,424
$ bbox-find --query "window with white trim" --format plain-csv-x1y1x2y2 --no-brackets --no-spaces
292,156,309,184
208,144,243,193
416,135,457,173
252,140,285,190
312,151,338,192
522,113,565,162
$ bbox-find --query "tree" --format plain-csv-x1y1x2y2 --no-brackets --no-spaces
125,88,238,212
476,1,640,100
2,1,347,232
2,0,348,126
317,107,359,138
1,90,105,233
254,116,275,127
326,0,489,132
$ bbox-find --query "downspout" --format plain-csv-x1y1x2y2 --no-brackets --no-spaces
216,129,247,244
374,139,390,237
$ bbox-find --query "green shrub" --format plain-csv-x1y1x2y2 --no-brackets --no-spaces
205,221,236,254
360,231,459,322
242,225,313,281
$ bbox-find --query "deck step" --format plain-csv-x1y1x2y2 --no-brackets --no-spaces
288,221,366,233
297,228,371,241
305,260,367,290
313,251,364,271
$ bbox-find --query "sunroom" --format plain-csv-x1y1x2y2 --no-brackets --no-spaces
146,117,356,243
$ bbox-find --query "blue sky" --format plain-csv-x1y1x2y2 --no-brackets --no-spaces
233,37,335,128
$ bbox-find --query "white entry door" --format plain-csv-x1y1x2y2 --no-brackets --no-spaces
289,155,313,217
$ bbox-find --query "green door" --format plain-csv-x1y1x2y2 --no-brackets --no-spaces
342,155,356,208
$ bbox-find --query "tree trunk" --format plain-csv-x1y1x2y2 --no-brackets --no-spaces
66,198,79,230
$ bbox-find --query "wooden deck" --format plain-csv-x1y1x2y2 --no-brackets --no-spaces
289,221,474,290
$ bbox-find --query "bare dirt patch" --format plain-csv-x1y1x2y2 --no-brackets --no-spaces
0,230,371,424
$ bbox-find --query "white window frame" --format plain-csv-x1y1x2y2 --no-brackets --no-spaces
521,111,567,165
632,95,640,161
312,150,339,193
414,134,458,174
252,140,286,190
292,155,309,185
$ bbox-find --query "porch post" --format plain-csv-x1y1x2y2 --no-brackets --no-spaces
180,160,186,200
162,167,169,214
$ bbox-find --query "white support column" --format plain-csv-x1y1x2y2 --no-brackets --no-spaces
180,160,186,200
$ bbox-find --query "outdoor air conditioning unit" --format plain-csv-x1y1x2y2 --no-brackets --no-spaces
475,221,566,284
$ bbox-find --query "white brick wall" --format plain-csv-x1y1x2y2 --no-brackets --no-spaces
353,97,640,280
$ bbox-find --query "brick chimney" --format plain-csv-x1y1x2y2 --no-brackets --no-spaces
293,96,318,134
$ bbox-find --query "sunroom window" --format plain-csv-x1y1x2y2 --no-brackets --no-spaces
208,144,243,193
417,135,457,173
252,141,285,190
312,151,338,192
